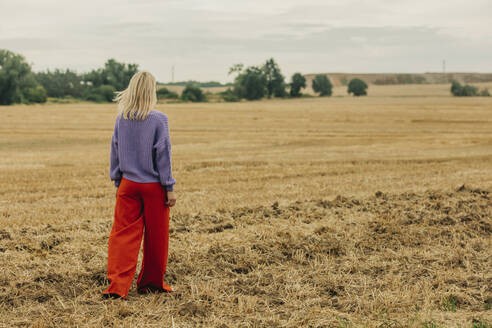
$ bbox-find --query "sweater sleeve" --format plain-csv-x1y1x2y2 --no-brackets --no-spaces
109,117,122,187
154,115,176,191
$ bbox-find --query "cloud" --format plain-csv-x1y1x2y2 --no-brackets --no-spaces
0,0,491,82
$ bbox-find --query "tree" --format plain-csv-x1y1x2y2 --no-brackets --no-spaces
228,59,287,101
0,49,40,105
228,64,244,76
312,74,333,96
181,85,206,102
80,58,138,102
82,68,107,88
104,59,139,91
348,78,368,96
35,69,84,98
289,73,306,97
262,58,286,98
220,88,240,102
233,66,267,100
83,59,138,91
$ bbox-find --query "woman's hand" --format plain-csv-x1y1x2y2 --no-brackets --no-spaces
115,186,119,198
166,191,176,207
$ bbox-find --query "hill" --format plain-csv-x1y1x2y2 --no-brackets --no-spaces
305,72,492,87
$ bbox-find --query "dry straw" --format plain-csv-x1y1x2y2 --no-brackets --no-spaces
1,94,491,327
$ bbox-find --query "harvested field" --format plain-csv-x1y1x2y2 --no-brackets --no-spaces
0,95,491,327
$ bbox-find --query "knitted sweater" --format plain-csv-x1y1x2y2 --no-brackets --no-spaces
110,110,176,191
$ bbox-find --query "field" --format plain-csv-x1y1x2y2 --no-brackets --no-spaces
0,85,491,327
303,73,492,87
161,82,492,98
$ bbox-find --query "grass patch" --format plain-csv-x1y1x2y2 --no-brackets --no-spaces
422,322,441,328
441,295,458,312
472,321,489,328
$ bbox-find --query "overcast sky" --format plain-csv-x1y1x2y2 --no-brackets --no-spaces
1,0,491,83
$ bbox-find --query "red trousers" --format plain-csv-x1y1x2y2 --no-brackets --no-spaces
102,177,171,299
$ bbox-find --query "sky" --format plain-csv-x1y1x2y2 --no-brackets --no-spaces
1,0,491,83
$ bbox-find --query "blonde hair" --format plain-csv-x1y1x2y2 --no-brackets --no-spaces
114,71,157,120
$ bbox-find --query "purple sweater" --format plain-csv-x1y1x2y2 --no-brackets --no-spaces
110,110,176,191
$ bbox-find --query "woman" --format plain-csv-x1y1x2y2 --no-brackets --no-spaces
102,71,176,299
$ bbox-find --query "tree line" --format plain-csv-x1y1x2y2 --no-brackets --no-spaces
221,58,368,102
0,49,142,105
0,48,212,105
1,49,372,105
3,48,491,105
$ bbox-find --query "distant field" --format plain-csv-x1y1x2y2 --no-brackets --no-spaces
329,82,492,97
305,72,492,87
160,82,492,98
159,84,229,95
0,95,491,327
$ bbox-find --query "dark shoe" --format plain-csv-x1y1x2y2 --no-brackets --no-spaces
102,293,122,299
138,283,173,294
137,288,150,295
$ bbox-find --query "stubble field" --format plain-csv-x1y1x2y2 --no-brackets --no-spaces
0,87,491,327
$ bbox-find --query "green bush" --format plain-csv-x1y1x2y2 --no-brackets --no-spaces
462,85,479,96
84,85,116,102
451,81,462,96
156,87,179,99
98,85,116,102
312,74,333,96
24,86,47,103
220,89,240,102
181,85,206,102
479,88,490,97
289,73,306,97
451,81,478,96
84,92,105,103
348,78,368,96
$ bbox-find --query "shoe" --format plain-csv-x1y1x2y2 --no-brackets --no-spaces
137,288,151,295
162,282,173,293
137,283,173,294
102,293,122,299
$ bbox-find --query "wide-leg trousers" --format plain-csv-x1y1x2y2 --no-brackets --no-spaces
102,177,172,299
